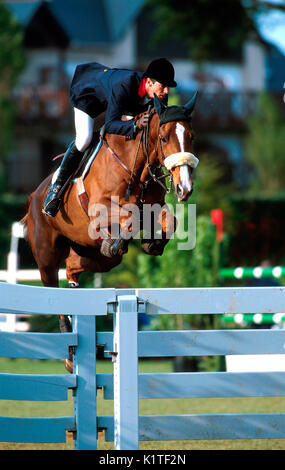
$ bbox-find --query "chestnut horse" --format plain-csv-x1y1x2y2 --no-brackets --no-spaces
22,93,198,370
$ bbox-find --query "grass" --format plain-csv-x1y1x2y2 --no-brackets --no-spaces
1,357,285,450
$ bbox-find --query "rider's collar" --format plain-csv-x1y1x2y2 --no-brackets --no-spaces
138,78,146,97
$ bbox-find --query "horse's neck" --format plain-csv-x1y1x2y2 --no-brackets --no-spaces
103,113,160,179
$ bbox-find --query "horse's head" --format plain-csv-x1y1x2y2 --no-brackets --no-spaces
153,92,199,202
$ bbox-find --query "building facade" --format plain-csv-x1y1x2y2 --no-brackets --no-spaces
5,0,284,193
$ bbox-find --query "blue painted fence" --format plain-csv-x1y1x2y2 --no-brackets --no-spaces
1,282,285,449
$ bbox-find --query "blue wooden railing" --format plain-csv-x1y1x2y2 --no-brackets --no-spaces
1,283,285,449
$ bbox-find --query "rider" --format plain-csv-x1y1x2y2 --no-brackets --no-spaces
42,58,177,217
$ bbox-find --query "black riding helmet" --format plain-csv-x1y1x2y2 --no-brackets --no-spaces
145,58,177,88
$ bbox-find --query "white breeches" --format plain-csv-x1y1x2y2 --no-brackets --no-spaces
74,107,94,152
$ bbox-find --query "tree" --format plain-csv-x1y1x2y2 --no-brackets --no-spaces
245,92,285,193
147,0,285,63
0,1,26,187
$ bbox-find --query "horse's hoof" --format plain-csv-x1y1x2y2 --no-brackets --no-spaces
68,281,79,288
111,236,129,256
141,239,165,256
100,238,115,258
59,316,72,333
64,359,73,373
100,237,128,258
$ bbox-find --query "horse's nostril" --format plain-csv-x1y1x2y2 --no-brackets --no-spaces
176,184,183,197
176,183,194,202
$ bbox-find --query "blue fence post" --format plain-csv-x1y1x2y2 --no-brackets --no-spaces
73,315,97,450
113,295,139,450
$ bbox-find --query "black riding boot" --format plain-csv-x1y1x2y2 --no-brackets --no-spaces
42,142,83,217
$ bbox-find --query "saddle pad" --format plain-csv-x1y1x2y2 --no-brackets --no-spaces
74,138,102,216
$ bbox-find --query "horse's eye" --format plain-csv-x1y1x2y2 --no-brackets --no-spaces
161,136,167,143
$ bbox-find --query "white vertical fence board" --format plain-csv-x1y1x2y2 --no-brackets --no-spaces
113,295,139,450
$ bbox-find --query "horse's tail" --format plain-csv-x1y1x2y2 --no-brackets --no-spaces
20,193,33,241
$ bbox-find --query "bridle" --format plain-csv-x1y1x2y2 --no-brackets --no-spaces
99,92,199,213
142,107,173,196
121,106,172,202
102,108,174,202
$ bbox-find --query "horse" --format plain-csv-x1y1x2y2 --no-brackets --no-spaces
21,93,199,371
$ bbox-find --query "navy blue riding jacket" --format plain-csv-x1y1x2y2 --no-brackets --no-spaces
70,62,167,139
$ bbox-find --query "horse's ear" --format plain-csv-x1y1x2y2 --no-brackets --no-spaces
153,93,166,116
184,91,198,116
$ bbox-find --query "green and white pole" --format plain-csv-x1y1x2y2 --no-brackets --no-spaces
221,312,285,325
220,266,285,279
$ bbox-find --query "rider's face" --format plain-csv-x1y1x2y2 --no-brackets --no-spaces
145,78,169,100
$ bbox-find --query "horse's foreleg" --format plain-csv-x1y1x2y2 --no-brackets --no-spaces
97,198,141,258
160,205,177,241
100,219,132,258
100,232,130,258
141,205,177,256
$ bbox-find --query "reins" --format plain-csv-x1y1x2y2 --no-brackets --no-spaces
101,107,173,202
144,110,173,194
125,127,144,201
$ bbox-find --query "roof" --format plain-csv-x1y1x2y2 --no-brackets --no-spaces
5,0,146,45
103,0,145,41
4,1,41,26
50,0,109,45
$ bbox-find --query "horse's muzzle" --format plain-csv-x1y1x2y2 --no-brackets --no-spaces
176,183,193,202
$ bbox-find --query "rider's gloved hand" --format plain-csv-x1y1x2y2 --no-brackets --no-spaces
135,113,150,132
